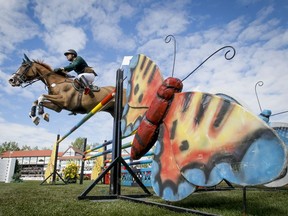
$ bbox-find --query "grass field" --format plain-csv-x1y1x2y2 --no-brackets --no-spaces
0,181,287,216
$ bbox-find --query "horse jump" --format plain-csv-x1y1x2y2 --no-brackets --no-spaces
8,54,126,125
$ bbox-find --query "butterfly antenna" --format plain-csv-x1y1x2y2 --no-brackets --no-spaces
271,110,288,116
254,81,264,112
181,46,236,82
165,35,176,77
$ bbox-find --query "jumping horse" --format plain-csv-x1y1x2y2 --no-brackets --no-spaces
8,54,125,125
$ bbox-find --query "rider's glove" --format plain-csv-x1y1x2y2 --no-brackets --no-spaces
54,68,63,73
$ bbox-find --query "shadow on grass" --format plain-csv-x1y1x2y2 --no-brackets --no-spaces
151,188,288,216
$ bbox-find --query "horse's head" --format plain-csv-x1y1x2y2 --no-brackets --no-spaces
9,54,40,87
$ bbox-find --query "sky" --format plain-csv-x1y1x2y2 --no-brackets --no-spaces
0,0,287,151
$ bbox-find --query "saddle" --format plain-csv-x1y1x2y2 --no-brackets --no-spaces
72,79,100,93
68,79,101,115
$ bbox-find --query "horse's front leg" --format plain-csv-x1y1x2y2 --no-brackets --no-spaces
42,101,62,112
38,94,64,122
37,95,51,122
29,100,40,125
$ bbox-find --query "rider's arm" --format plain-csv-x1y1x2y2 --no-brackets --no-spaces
63,56,87,73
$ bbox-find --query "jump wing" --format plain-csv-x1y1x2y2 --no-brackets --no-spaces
121,54,163,136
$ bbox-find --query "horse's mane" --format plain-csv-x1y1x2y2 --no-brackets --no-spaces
32,59,70,78
33,59,53,72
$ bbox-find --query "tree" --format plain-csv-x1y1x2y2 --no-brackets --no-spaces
0,141,20,154
71,137,91,151
21,145,32,151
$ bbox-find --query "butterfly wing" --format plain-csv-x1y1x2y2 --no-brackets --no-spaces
121,54,163,136
158,92,287,187
265,122,288,187
215,93,242,106
151,125,196,201
270,122,288,144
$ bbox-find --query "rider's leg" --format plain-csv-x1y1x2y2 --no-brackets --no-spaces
78,73,96,95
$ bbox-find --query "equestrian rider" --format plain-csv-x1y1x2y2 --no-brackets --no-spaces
54,49,97,95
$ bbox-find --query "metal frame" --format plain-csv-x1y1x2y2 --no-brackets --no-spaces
78,69,151,200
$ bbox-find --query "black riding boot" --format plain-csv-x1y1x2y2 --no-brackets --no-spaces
80,76,91,95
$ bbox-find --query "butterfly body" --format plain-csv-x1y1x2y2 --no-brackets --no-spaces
131,77,183,160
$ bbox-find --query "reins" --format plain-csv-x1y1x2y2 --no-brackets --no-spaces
19,61,72,88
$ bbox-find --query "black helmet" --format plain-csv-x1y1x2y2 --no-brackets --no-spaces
64,49,77,57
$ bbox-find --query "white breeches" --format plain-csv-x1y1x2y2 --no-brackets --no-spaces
78,73,96,84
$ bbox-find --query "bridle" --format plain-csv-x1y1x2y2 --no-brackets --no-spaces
13,61,55,88
11,61,38,87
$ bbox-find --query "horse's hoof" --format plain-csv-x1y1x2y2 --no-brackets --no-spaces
43,113,49,122
32,116,40,125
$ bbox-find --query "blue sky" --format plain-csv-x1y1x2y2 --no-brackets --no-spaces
0,0,287,151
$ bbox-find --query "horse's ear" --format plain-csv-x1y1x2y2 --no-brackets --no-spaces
22,59,26,63
24,54,31,63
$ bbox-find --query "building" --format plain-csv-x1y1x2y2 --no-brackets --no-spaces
0,146,90,181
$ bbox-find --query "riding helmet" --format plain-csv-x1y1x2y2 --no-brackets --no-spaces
64,49,77,57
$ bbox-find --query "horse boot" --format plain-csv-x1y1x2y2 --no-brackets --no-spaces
30,105,37,117
38,102,44,115
29,105,40,125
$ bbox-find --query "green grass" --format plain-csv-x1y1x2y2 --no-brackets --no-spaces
0,181,287,216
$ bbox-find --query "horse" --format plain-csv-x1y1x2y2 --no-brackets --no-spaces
8,54,126,125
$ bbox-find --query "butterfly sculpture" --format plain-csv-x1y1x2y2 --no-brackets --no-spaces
121,54,287,201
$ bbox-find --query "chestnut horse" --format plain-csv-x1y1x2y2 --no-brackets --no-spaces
9,54,125,125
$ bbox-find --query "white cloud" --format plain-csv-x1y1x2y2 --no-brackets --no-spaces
0,117,64,149
0,0,39,63
33,0,137,51
88,1,136,50
33,0,92,29
136,3,190,41
43,25,87,53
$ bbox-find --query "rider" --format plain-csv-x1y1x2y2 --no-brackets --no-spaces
54,49,97,95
